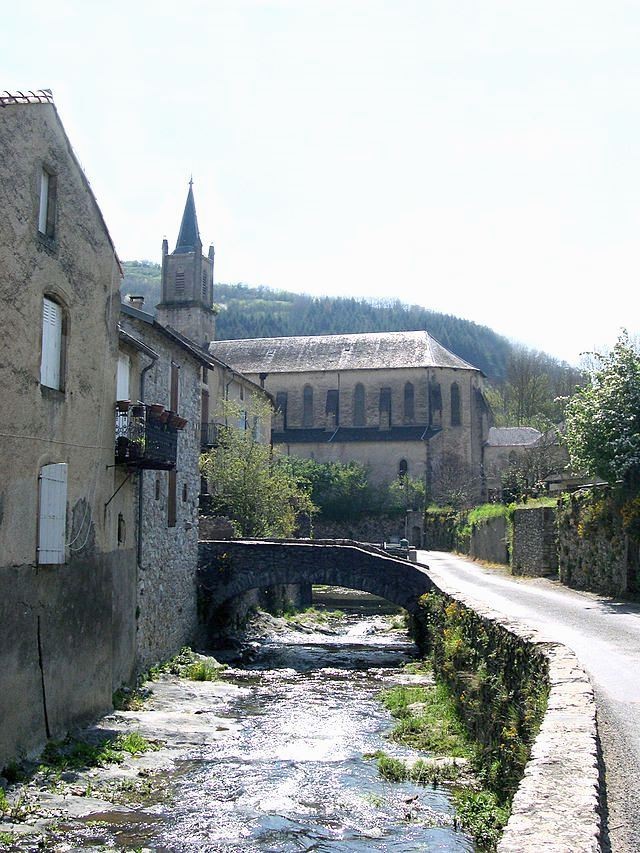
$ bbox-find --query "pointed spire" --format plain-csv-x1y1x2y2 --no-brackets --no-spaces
174,178,201,253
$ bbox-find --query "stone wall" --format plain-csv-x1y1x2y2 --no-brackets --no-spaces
414,579,602,853
469,515,508,564
557,488,634,596
119,315,203,672
511,506,558,576
0,98,137,766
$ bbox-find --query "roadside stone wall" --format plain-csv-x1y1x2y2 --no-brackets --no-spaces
415,578,602,853
469,515,508,564
557,489,630,596
424,511,458,551
311,515,407,546
511,507,558,576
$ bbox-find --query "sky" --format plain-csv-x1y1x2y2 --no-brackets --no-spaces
4,0,640,365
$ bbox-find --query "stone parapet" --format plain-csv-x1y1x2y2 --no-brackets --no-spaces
423,569,602,853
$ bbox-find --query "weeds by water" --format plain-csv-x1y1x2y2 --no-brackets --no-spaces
453,789,510,850
381,683,473,758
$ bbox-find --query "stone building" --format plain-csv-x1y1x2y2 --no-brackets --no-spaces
0,90,131,765
116,298,269,671
209,330,491,502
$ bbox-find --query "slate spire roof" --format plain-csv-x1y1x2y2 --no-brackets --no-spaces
210,330,481,374
174,178,201,253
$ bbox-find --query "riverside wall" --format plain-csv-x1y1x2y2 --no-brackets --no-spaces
414,566,602,853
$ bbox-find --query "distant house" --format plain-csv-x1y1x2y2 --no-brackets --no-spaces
483,426,569,499
209,330,492,504
0,90,129,765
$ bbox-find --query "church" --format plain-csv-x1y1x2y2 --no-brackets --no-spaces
156,182,492,504
209,332,491,503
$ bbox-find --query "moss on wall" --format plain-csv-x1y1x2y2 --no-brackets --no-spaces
557,487,639,596
413,590,548,803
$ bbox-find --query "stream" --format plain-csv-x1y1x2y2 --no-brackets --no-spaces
18,589,475,851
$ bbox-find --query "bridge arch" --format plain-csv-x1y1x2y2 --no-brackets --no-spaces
197,540,434,634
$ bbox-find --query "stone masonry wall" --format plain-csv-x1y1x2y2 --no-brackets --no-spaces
469,515,509,564
120,316,202,672
511,506,558,576
414,576,601,852
557,489,630,596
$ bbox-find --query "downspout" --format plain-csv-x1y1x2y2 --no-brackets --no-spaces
137,354,158,566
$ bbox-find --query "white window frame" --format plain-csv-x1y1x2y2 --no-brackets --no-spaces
38,463,68,565
40,296,63,390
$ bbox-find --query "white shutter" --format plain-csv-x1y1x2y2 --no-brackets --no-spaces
38,463,68,564
38,169,49,233
117,354,130,401
40,297,62,389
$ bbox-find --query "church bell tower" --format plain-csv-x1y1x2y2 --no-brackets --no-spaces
156,179,216,347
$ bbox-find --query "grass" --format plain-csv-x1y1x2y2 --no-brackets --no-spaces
380,683,473,758
284,606,345,625
376,752,461,785
453,789,510,851
38,730,160,774
141,647,226,682
186,660,220,681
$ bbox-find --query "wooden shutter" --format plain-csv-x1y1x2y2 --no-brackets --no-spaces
38,169,50,233
40,297,62,389
38,463,67,564
170,362,180,411
168,469,177,528
117,354,130,401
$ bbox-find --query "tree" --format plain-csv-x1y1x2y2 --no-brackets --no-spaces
281,457,376,521
200,398,316,537
565,332,640,487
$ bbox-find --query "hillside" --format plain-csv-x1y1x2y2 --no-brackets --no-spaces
121,261,512,379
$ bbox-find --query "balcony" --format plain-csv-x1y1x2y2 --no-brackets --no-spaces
200,420,224,451
115,402,187,470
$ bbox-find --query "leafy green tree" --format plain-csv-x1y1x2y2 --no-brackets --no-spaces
565,332,640,487
200,399,316,537
281,457,376,521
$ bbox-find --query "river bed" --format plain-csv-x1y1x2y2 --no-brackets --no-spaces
1,589,474,851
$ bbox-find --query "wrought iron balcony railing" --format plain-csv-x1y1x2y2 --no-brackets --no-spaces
115,402,186,470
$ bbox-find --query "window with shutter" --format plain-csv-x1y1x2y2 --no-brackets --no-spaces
40,296,63,390
117,354,131,401
38,168,56,238
38,463,67,564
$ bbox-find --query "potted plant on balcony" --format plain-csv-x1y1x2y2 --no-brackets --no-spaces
128,436,145,460
147,403,164,419
174,416,188,430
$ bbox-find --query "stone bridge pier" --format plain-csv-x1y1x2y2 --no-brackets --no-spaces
197,539,433,640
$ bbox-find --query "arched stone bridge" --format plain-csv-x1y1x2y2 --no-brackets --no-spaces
197,539,434,630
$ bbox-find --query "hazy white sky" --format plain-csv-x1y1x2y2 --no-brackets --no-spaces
4,0,639,364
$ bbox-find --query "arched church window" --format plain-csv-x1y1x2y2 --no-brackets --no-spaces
175,267,185,294
379,387,392,429
303,385,314,427
326,389,339,427
398,459,408,477
404,382,415,422
276,391,288,430
353,383,365,426
451,382,461,426
201,270,207,300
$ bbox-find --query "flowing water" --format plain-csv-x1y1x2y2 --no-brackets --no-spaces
60,590,475,851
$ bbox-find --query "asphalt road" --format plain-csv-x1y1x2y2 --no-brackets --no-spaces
418,549,640,853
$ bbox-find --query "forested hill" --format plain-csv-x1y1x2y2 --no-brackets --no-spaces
121,261,513,379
